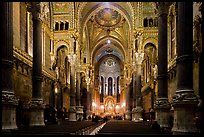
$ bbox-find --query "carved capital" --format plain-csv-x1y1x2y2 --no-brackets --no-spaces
69,106,76,113
154,98,171,109
27,2,41,21
71,30,79,41
157,2,170,16
40,2,49,22
29,98,45,109
132,107,143,113
76,106,84,114
171,90,199,106
135,52,144,65
68,54,77,65
126,77,132,85
2,91,19,105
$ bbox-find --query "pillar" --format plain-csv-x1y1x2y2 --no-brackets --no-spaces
29,2,45,127
1,2,19,130
132,72,136,109
76,71,83,120
76,72,81,106
125,72,131,120
171,2,199,134
86,84,92,119
68,54,77,121
200,3,204,134
125,83,131,120
154,2,171,129
132,52,144,122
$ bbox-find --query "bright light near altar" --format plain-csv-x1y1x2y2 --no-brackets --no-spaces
92,101,97,107
55,87,58,94
107,40,111,44
115,105,120,109
121,102,126,108
100,105,104,109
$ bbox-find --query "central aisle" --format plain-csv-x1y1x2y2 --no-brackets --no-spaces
96,120,172,135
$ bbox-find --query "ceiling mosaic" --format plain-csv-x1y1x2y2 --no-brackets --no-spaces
95,8,122,27
53,2,71,14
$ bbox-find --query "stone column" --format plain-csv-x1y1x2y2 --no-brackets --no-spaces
86,80,92,119
125,77,131,120
76,71,83,120
171,2,199,134
200,3,204,134
1,2,19,130
154,2,171,129
76,72,81,106
68,54,77,121
28,2,45,127
132,72,136,109
132,52,144,122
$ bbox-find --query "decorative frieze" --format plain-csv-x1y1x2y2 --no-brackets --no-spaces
132,106,143,113
171,90,198,106
40,2,50,23
154,98,171,109
29,98,45,109
2,91,19,105
14,46,33,67
156,2,171,17
27,2,41,21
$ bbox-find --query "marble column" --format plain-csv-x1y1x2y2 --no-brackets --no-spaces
86,84,92,119
200,3,204,134
125,77,131,120
154,2,171,129
29,2,45,127
68,54,77,121
132,72,136,109
76,71,83,120
171,2,199,134
132,52,144,122
1,2,19,130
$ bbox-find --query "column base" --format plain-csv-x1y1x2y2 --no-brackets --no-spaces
125,110,131,120
132,106,143,122
29,99,45,127
154,98,171,129
172,90,199,135
69,106,76,121
76,106,84,121
2,91,18,130
86,110,92,120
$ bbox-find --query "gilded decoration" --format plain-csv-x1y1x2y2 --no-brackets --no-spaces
53,2,69,13
95,8,122,27
2,3,202,131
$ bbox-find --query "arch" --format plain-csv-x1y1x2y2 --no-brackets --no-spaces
108,77,113,96
54,40,70,57
142,37,158,51
55,22,59,31
91,36,126,65
65,21,69,30
60,21,64,30
100,76,104,102
79,2,133,36
144,42,156,49
104,96,116,115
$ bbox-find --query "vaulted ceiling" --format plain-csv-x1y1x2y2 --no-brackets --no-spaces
50,2,157,68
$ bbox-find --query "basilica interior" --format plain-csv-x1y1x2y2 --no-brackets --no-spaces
1,2,203,135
